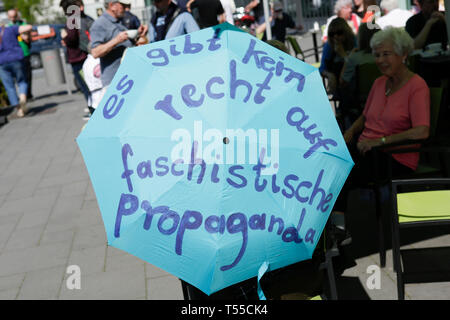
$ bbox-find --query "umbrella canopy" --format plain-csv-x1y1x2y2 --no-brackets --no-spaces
76,23,354,296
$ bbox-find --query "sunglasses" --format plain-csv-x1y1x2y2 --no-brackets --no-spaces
329,30,344,37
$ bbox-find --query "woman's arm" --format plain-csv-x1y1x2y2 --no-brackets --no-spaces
245,0,259,12
357,125,429,154
91,31,128,59
344,114,365,144
413,12,445,49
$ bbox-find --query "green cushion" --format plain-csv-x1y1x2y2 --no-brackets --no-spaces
397,190,450,223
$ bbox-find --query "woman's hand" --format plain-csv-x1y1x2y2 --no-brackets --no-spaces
357,138,381,154
343,130,354,144
427,11,445,26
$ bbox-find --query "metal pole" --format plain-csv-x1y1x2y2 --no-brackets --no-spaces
263,0,272,40
312,32,319,62
59,48,72,96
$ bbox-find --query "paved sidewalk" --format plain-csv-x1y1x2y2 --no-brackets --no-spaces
0,68,448,300
0,69,184,300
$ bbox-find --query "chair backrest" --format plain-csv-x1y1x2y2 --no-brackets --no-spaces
286,36,304,61
407,54,419,74
356,63,382,104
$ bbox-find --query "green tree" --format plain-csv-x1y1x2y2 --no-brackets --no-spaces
4,0,44,24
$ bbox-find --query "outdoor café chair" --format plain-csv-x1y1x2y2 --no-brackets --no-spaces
285,36,321,68
390,177,450,300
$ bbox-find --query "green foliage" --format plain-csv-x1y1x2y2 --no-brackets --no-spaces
3,0,43,24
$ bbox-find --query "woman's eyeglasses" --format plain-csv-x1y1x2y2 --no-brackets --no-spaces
329,30,344,37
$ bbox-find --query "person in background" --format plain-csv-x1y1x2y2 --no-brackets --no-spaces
148,0,199,42
405,0,447,49
352,0,365,19
121,0,141,30
7,9,33,101
256,1,302,43
90,0,147,88
244,0,265,25
82,54,103,114
0,19,33,117
186,0,225,29
339,23,380,126
220,0,236,25
360,0,377,23
319,17,356,95
331,27,430,244
377,0,413,29
410,0,421,14
322,0,360,42
59,0,95,120
340,23,379,89
176,0,189,10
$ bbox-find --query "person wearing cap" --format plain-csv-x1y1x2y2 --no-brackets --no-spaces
149,0,199,42
90,0,148,87
256,1,301,43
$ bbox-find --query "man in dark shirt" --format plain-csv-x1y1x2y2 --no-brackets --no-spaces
405,0,447,49
187,0,225,29
257,2,300,43
121,2,141,30
176,0,189,10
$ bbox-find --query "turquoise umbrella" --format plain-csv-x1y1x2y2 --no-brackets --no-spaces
76,23,353,296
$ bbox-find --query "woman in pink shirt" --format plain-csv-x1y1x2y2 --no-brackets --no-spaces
331,27,430,244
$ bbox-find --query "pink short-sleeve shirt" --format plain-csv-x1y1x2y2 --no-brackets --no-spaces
359,74,430,170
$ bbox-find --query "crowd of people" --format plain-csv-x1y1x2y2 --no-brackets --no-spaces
0,0,448,252
54,0,449,253
0,0,303,120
